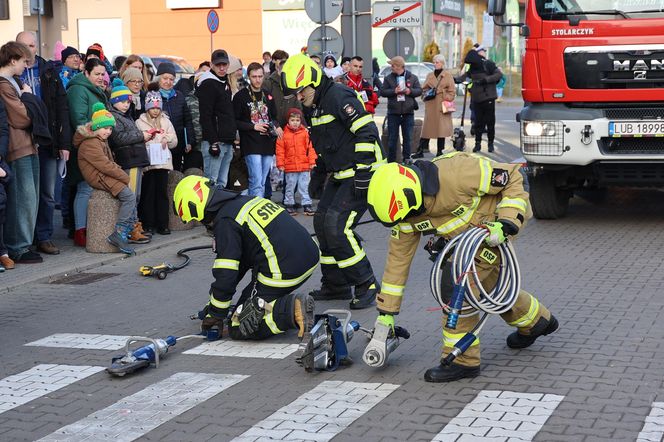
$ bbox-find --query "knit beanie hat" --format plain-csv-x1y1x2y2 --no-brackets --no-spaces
287,107,304,121
110,78,132,104
86,43,105,61
121,67,142,84
90,102,115,130
61,46,80,62
144,83,162,110
156,62,176,77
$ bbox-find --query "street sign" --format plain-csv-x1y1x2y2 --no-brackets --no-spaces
382,28,415,59
307,25,344,60
372,1,423,28
207,9,219,33
304,0,343,24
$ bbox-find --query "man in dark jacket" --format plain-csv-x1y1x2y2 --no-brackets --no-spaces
380,56,422,163
282,53,386,310
457,47,502,153
196,49,237,188
17,31,72,256
262,50,301,127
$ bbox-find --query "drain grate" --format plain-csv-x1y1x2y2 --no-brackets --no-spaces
50,272,121,285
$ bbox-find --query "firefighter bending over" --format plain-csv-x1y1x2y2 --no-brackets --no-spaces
365,154,559,382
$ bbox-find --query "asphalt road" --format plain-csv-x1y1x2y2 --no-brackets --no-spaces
3,103,664,441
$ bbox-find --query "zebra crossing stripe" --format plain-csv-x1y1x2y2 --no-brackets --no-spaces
0,364,105,415
232,380,399,441
431,390,564,441
637,402,664,442
38,372,248,442
25,334,130,350
183,340,300,359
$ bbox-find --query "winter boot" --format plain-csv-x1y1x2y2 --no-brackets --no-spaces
488,142,495,153
292,292,315,338
128,223,151,244
472,142,481,153
285,205,297,216
350,277,380,310
309,284,352,301
107,224,135,255
506,315,558,349
73,228,86,247
136,221,152,238
424,362,481,383
411,138,428,159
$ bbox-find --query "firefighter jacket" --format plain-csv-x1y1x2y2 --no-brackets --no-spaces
206,191,320,318
309,76,385,180
378,152,530,314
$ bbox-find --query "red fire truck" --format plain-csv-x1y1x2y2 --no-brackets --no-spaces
490,0,664,218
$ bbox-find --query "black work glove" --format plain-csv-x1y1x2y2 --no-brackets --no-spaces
353,168,372,199
208,142,221,157
236,297,266,338
477,78,488,86
309,166,327,200
201,313,225,333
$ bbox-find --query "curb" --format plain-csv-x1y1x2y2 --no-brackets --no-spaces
1,228,209,295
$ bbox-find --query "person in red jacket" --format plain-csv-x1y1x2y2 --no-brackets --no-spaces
275,108,317,215
337,56,379,114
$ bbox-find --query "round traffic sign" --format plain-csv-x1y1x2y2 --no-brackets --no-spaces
307,25,344,61
304,0,343,24
382,27,415,59
207,9,219,33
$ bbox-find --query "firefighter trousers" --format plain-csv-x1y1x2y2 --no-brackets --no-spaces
228,273,308,340
313,177,374,289
441,246,552,367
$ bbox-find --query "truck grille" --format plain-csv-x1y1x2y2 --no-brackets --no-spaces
598,137,664,155
605,108,664,120
564,45,664,90
595,162,664,185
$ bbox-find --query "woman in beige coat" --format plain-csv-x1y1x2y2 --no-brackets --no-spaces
414,54,456,157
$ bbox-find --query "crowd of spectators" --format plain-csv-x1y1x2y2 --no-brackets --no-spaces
0,32,475,271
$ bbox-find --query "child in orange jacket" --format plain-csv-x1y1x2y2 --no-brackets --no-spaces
275,108,317,215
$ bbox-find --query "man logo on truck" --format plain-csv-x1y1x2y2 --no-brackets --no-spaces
613,59,664,71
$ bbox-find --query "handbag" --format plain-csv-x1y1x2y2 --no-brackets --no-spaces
422,72,445,102
442,100,456,114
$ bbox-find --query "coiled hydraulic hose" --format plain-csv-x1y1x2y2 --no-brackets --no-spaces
429,226,521,365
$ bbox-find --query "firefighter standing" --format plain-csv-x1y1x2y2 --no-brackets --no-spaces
280,54,386,309
365,154,558,382
173,176,319,341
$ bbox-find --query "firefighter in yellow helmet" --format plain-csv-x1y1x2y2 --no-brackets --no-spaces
281,53,386,309
173,176,320,344
365,154,558,382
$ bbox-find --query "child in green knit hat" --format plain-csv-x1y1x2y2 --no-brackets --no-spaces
74,102,141,254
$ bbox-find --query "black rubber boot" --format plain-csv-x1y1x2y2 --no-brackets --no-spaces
488,143,495,153
309,285,352,301
350,277,379,310
473,143,481,152
424,362,480,383
506,315,558,349
412,138,428,158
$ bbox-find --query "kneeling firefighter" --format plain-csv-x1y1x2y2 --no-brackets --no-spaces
173,176,319,340
280,53,386,309
365,154,558,382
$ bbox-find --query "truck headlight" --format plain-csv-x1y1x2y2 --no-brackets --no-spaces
524,121,557,137
521,120,564,156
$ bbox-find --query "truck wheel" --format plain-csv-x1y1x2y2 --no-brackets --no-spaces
528,173,570,219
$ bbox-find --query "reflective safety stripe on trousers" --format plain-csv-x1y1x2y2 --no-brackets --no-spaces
381,282,404,297
263,300,283,335
257,261,318,288
443,330,480,347
336,210,366,268
507,294,540,328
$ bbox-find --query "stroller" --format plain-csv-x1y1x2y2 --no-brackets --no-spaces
452,82,469,151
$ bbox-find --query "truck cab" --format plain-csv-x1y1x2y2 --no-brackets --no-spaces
490,0,664,218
